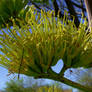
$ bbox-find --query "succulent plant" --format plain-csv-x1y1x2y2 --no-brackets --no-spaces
0,6,92,78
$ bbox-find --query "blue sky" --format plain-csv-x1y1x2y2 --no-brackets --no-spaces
0,66,10,90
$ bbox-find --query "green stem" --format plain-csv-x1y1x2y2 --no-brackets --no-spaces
59,64,68,76
59,77,92,92
39,72,92,92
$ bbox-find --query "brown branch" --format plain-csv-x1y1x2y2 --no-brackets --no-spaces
18,48,24,80
65,0,80,28
84,0,92,26
80,0,85,18
29,0,42,10
53,0,64,18
72,1,86,12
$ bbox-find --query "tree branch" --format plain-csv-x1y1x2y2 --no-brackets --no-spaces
59,64,68,76
84,0,92,27
65,0,80,28
29,0,42,10
72,2,86,12
53,0,64,18
39,72,92,92
18,48,24,79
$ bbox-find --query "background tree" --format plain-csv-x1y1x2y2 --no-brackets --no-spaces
0,0,87,28
27,0,87,27
2,79,64,92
